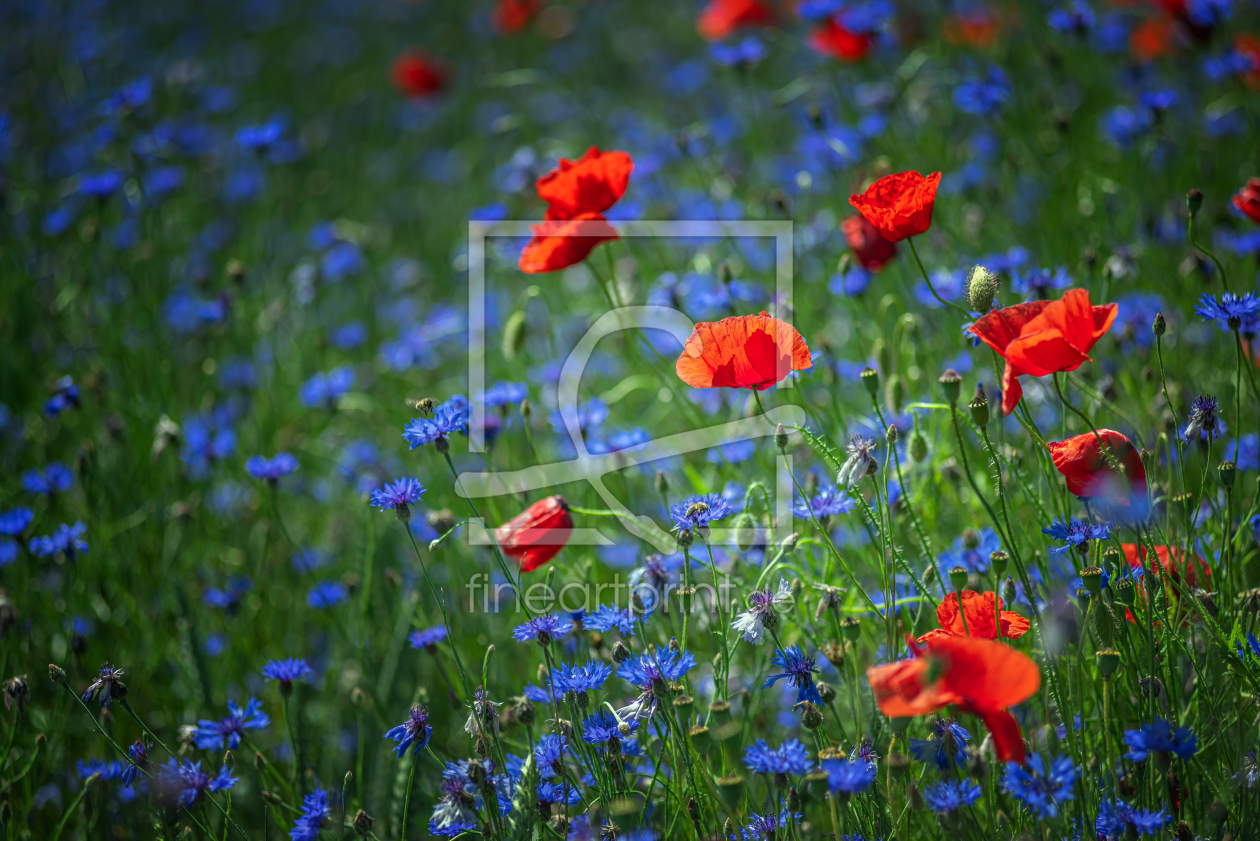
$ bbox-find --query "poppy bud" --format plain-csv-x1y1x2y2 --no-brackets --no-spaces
1002,575,1017,604
966,265,997,313
1219,460,1236,488
781,532,800,553
718,261,733,285
910,432,928,463
989,550,1008,578
1112,577,1136,607
840,616,861,641
1080,566,1103,597
611,640,631,663
1092,601,1117,647
949,566,969,593
1186,188,1203,216
885,423,898,445
427,539,441,553
774,423,788,451
885,373,905,414
733,512,756,551
969,395,989,429
502,310,527,361
1097,648,1121,678
938,369,962,406
520,398,531,418
654,470,668,496
861,367,879,396
1153,312,1167,338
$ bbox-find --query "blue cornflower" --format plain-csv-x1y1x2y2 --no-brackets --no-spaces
484,381,528,409
1100,106,1153,149
615,649,697,724
204,577,251,612
298,366,355,408
822,758,876,794
236,119,286,151
1010,266,1073,299
711,37,766,66
744,739,812,777
731,580,793,644
157,759,236,807
44,377,80,416
1002,753,1076,818
290,789,332,841
1184,395,1222,442
909,719,971,770
582,712,635,745
0,508,33,537
1096,798,1170,838
939,528,1002,572
553,661,612,695
78,171,125,199
82,662,126,709
307,581,348,609
922,779,982,814
1048,0,1096,33
369,477,427,516
384,704,433,757
764,646,824,705
628,554,681,610
512,614,573,645
0,541,15,567
121,740,152,787
548,398,608,434
1237,631,1260,664
535,734,571,774
409,626,448,650
78,758,125,782
403,396,470,449
585,604,641,635
953,67,1011,115
246,453,299,482
742,808,803,840
193,697,270,750
29,519,90,559
792,483,856,520
669,492,734,536
1187,0,1232,27
1196,291,1260,331
1226,434,1258,471
1042,520,1112,554
22,463,74,496
522,683,551,704
538,781,583,806
262,658,312,695
1123,718,1197,763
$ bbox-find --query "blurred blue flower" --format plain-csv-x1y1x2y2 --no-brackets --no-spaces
157,759,236,807
1002,753,1076,818
953,67,1011,116
307,581,348,609
744,739,812,776
193,697,269,750
922,779,982,813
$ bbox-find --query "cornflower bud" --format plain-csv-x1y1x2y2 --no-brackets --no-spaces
885,423,898,445
611,640,631,663
1153,312,1166,338
352,809,374,837
1186,188,1203,216
48,665,66,685
654,470,668,496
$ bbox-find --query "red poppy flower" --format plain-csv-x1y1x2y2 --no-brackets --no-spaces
1233,177,1260,226
1048,430,1148,508
1236,35,1260,89
1119,543,1210,625
848,171,942,244
496,496,573,573
943,11,1000,48
808,20,873,62
917,591,1030,643
967,288,1118,416
494,0,542,33
1130,16,1175,62
390,51,446,98
519,213,619,275
675,311,813,390
841,214,896,271
534,147,634,220
867,634,1039,763
697,0,774,42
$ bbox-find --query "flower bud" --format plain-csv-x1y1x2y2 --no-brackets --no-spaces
938,369,962,406
1153,312,1166,338
816,681,837,704
966,265,997,313
654,470,668,496
1097,648,1121,678
1092,601,1117,647
909,432,928,463
780,532,800,553
733,512,757,551
1186,188,1203,216
611,640,632,663
48,664,66,685
885,423,898,445
885,374,905,414
800,702,824,730
774,423,789,451
822,642,845,668
969,395,989,429
519,398,531,418
861,367,879,397
674,528,694,550
353,809,374,837
1002,575,1017,604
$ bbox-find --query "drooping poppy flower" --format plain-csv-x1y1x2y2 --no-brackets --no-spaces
534,148,634,220
841,214,896,271
494,0,542,33
808,19,873,62
967,288,1118,416
917,591,1030,643
496,496,573,573
519,213,620,275
1233,177,1260,226
675,311,813,390
867,634,1039,763
697,0,774,42
943,10,1000,48
390,51,446,98
1130,16,1175,62
1048,430,1148,508
848,171,943,244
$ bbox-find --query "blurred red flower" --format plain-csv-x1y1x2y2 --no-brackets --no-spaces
1121,543,1209,590
675,311,813,390
1131,16,1175,61
1236,35,1260,89
968,288,1118,416
808,20,873,62
496,496,573,572
495,0,542,33
841,214,896,270
519,147,633,274
1233,177,1260,225
867,634,1039,763
697,0,774,41
848,171,942,243
943,11,1000,48
390,51,446,98
1048,429,1148,507
917,591,1030,643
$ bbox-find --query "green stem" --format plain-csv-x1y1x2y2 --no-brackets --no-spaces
907,236,973,318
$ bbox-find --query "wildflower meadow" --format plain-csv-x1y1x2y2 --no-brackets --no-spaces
5,0,1260,839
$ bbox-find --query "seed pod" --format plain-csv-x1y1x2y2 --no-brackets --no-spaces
969,395,989,429
861,367,879,397
1097,648,1121,678
1080,566,1103,597
715,775,745,812
1113,577,1136,607
989,550,1008,578
938,369,963,406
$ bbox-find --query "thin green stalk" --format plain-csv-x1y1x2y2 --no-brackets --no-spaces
906,237,973,318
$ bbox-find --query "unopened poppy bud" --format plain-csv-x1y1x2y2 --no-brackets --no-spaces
969,395,989,429
1186,188,1203,216
910,432,928,463
1219,460,1237,488
519,398,531,418
654,470,668,496
781,532,800,553
718,261,733,285
885,423,898,445
774,423,788,451
733,512,757,551
966,265,998,313
611,640,631,663
989,550,1008,578
938,369,962,406
1153,312,1167,337
1002,575,1017,604
840,616,861,642
48,664,66,685
1080,566,1103,597
1112,577,1136,607
861,367,879,396
428,539,441,552
1097,648,1121,678
885,373,905,413
1092,601,1117,647
949,566,969,593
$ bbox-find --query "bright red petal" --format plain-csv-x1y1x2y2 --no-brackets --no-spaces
518,213,618,274
675,312,812,390
535,148,634,219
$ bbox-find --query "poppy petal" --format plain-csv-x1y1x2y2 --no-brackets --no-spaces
975,708,1027,764
518,213,618,275
675,312,812,390
535,148,634,219
496,496,573,573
